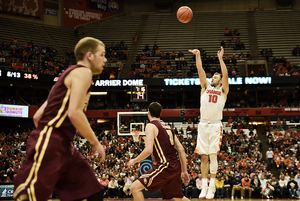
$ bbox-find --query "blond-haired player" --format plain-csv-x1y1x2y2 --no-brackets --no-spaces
189,47,229,200
14,37,107,201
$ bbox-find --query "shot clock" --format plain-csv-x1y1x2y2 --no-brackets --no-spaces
130,85,147,102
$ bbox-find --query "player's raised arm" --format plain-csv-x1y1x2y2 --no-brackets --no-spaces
217,46,229,95
174,134,190,186
67,68,105,162
189,49,209,89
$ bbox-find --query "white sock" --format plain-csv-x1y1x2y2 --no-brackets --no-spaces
210,178,216,187
202,178,208,187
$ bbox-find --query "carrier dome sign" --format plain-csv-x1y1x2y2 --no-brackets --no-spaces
164,77,272,86
94,79,143,87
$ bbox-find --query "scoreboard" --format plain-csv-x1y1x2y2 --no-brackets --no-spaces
0,69,55,83
130,85,148,102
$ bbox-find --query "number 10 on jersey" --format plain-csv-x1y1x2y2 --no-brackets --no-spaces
209,94,218,103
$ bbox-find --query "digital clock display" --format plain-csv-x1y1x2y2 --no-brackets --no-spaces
130,85,148,102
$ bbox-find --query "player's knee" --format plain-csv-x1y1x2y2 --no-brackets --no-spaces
201,154,209,162
209,154,218,174
85,190,104,201
131,181,143,195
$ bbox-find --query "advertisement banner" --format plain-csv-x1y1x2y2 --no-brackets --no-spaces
90,0,121,13
79,108,300,118
0,104,29,118
0,183,14,198
63,0,123,28
44,7,58,16
0,0,44,20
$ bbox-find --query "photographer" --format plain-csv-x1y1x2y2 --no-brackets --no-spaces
123,172,134,198
260,181,274,199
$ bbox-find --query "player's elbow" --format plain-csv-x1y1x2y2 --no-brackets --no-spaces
145,147,153,155
177,146,185,154
33,112,39,123
68,109,80,122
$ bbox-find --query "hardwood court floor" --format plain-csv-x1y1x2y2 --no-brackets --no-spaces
100,199,300,201
2,199,299,201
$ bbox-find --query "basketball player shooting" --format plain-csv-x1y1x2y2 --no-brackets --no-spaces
127,102,191,201
189,47,229,199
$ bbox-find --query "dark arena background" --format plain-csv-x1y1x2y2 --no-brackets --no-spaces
0,0,300,200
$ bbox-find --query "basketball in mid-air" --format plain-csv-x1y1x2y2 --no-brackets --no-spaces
177,6,193,23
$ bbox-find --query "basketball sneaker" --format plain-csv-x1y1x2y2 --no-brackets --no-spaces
199,186,208,199
205,186,216,200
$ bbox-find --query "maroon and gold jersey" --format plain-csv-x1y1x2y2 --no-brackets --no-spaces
138,120,183,199
39,64,91,141
150,120,178,164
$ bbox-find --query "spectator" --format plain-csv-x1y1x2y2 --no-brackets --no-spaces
223,175,232,198
185,175,197,198
259,65,265,76
270,175,280,198
275,118,282,128
215,175,224,198
196,174,202,197
251,174,261,198
123,172,134,197
266,147,274,170
108,176,119,198
287,175,300,198
99,174,109,194
118,176,126,198
260,181,275,198
278,174,288,198
242,175,252,198
231,175,243,199
250,68,255,77
260,174,267,189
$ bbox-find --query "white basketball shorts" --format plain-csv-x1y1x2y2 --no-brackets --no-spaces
195,120,223,155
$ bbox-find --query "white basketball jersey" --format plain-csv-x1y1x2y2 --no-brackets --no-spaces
200,85,226,121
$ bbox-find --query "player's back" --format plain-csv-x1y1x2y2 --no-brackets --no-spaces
39,64,91,140
200,85,225,121
150,120,178,165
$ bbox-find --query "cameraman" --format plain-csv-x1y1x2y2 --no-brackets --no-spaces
260,181,274,198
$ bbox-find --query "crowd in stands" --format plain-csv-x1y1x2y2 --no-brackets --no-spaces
0,39,127,79
0,39,72,76
129,43,189,79
223,28,246,51
129,43,241,79
67,40,128,63
1,117,300,198
271,56,300,76
260,48,300,76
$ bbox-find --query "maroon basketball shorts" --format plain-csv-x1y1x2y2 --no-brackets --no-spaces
13,125,103,201
138,160,184,199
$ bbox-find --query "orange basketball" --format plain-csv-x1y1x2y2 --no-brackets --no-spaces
177,6,193,23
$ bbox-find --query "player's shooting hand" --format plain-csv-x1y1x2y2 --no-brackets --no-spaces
181,171,190,186
188,49,200,55
91,142,105,163
127,159,137,167
217,46,224,59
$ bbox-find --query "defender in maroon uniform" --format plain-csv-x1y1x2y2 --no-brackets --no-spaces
13,37,107,201
127,102,191,201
